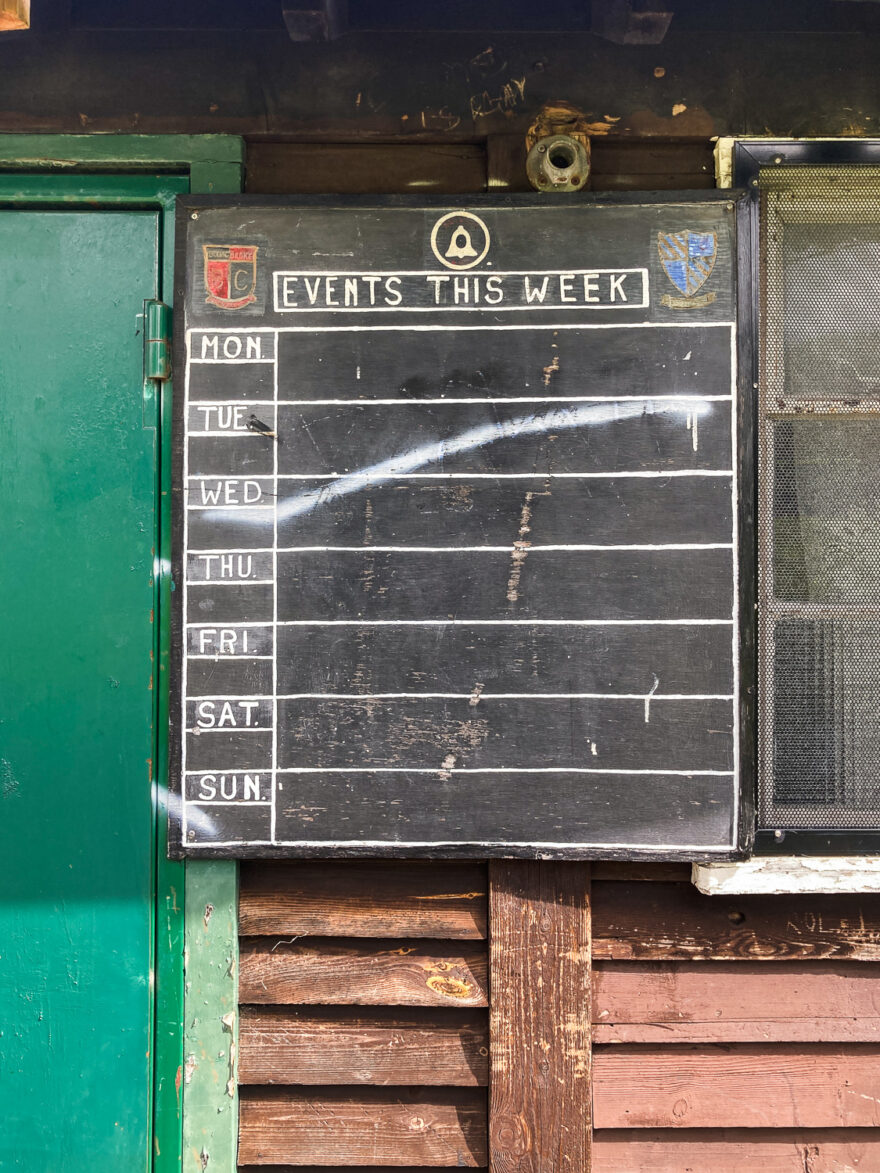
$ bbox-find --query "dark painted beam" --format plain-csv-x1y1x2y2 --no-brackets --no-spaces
0,28,876,139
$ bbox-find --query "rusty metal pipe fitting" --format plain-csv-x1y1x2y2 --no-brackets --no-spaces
526,133,590,192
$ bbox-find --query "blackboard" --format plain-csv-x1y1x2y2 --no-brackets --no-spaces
169,193,753,859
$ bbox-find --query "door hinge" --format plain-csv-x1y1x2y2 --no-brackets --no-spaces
144,299,172,381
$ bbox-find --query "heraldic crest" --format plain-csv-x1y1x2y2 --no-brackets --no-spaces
657,230,717,308
203,244,258,310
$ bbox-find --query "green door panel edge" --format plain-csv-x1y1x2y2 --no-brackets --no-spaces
0,134,243,195
0,138,243,1173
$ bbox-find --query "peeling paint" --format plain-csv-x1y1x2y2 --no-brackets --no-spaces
506,491,535,603
0,757,19,798
542,352,560,388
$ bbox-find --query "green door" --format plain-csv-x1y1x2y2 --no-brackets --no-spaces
0,204,160,1169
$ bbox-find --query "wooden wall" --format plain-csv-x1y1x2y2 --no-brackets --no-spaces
231,138,880,1170
236,860,880,1170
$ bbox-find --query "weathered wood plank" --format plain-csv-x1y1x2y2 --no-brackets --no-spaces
590,142,714,177
592,882,880,960
238,1087,488,1166
591,1129,880,1171
486,133,530,192
239,862,487,939
589,141,713,190
489,861,591,1173
590,863,691,883
246,142,487,195
239,1007,489,1085
592,1045,880,1128
592,961,880,1043
239,938,489,1007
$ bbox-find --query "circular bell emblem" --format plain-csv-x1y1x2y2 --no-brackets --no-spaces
430,211,491,270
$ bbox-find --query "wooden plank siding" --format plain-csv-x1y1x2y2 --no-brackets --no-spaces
239,1008,489,1086
237,863,880,1170
592,881,880,961
238,863,491,1167
592,1130,880,1172
239,938,488,1008
239,862,488,939
238,1088,489,1167
593,961,880,1044
593,1044,880,1129
589,874,880,1171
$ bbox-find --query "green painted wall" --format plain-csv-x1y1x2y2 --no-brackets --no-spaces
0,207,160,1169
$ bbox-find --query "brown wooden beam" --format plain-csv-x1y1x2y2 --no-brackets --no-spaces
0,29,878,140
489,861,592,1172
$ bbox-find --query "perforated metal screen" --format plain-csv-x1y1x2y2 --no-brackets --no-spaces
759,166,880,829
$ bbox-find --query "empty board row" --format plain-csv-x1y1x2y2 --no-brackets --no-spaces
185,475,733,549
184,547,734,620
181,771,735,850
185,623,734,694
186,324,732,402
183,696,734,771
184,398,729,477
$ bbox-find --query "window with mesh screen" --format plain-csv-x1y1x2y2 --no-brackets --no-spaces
759,165,880,830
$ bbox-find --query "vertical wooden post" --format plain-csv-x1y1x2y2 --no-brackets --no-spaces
489,861,592,1172
183,861,239,1173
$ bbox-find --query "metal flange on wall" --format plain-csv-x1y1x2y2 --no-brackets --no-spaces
525,101,592,191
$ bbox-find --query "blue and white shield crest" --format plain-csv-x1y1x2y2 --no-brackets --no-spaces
658,230,717,299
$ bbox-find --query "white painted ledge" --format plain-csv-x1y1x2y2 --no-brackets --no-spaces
692,856,880,895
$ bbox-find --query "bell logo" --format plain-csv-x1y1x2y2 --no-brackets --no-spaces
445,226,479,260
430,211,491,270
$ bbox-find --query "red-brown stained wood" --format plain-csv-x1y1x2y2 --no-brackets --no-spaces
239,1006,489,1085
591,1129,880,1171
592,961,880,1043
239,862,488,939
489,861,591,1173
239,938,488,1007
238,1087,488,1166
592,1044,880,1129
592,882,880,960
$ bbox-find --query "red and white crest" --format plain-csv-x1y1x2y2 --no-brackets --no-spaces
203,244,258,309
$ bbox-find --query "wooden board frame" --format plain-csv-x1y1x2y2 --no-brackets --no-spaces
169,189,756,862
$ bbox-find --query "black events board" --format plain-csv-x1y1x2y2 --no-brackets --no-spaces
169,194,753,859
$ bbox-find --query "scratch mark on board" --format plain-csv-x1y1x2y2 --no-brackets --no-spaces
644,675,660,723
507,491,535,603
686,410,699,451
470,77,526,121
543,352,560,388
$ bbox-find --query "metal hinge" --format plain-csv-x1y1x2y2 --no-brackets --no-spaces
144,299,172,381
